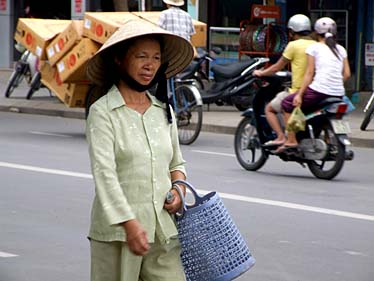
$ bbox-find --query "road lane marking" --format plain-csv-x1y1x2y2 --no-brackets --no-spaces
0,161,92,179
215,191,374,222
0,251,18,258
29,131,73,138
192,150,235,157
1,161,373,222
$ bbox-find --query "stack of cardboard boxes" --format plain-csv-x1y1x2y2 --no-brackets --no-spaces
14,12,207,108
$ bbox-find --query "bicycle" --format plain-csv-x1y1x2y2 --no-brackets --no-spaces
4,42,47,99
168,77,203,145
360,91,374,130
84,77,203,145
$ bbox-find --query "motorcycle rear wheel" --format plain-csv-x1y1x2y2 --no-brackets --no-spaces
307,122,346,180
234,116,267,170
172,85,203,145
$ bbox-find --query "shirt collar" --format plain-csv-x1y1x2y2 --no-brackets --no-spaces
107,85,165,111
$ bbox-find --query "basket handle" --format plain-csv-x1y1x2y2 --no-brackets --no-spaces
172,180,206,217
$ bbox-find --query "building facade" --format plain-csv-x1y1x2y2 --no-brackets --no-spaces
0,0,373,91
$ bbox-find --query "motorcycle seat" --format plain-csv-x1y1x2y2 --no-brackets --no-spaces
177,60,200,80
305,97,343,114
211,58,256,80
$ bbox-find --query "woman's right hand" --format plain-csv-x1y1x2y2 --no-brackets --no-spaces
253,70,262,77
122,219,150,256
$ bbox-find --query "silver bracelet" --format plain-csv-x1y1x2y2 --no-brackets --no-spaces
171,183,186,217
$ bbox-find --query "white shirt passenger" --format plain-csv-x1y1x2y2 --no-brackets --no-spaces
307,42,347,97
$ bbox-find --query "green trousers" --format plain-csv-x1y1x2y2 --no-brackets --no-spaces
90,237,186,281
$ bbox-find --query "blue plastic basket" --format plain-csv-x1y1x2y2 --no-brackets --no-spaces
173,180,255,281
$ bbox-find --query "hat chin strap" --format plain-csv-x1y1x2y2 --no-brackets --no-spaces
118,63,172,123
118,69,154,92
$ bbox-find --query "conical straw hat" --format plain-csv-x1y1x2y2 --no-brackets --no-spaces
86,18,194,85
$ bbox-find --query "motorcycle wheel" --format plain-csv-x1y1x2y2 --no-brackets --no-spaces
307,122,346,180
4,69,24,98
360,101,374,131
234,116,267,170
26,72,42,99
172,84,203,145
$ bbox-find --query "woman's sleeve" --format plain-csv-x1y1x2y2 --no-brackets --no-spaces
168,107,187,177
86,106,135,225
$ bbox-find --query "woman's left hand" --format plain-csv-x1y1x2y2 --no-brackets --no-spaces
293,93,303,107
163,189,183,214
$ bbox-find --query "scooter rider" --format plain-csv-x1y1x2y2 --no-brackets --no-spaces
253,14,315,147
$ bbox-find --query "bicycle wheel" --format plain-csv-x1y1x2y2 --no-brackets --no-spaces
172,84,203,145
4,69,24,98
360,99,374,131
26,72,42,99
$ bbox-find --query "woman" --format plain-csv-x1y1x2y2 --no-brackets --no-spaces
277,17,351,152
85,19,194,281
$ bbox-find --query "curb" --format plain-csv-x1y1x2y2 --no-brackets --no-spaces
0,101,373,149
0,104,85,119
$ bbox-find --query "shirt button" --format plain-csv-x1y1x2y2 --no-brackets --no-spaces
154,200,158,204
152,178,156,183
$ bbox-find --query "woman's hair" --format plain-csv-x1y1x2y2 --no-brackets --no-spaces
319,32,341,60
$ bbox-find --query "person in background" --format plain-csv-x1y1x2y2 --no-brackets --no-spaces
159,0,196,42
278,17,351,152
85,18,194,281
253,14,315,147
159,0,196,96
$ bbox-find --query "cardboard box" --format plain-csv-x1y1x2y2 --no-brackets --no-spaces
14,18,71,59
40,61,90,108
191,20,207,47
56,38,100,83
46,20,84,66
132,11,207,47
83,11,207,47
83,12,139,44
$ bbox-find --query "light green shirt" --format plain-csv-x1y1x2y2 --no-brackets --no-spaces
85,85,186,243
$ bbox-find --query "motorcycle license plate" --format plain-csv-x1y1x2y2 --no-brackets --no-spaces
331,120,351,134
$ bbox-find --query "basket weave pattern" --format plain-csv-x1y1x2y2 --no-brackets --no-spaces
176,189,255,281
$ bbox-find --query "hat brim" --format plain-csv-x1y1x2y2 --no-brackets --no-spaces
163,0,184,6
86,19,194,85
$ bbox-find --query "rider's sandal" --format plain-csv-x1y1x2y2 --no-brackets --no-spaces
272,144,298,154
263,140,285,147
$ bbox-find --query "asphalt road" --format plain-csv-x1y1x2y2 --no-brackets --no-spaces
0,112,373,281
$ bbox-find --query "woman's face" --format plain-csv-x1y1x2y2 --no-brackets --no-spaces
121,37,162,86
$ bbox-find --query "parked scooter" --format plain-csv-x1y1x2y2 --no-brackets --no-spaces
176,47,221,90
4,42,45,99
199,57,270,111
234,69,354,180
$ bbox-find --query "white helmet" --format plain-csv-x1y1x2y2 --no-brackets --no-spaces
314,17,337,35
287,14,311,32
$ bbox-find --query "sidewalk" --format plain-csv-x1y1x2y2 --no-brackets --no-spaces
1,69,373,148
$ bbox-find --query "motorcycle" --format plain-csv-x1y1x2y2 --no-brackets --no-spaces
177,47,221,90
4,42,45,99
199,57,270,111
234,68,354,180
